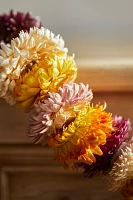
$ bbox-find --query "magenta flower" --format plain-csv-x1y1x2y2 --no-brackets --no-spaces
28,83,93,144
76,116,131,178
0,10,42,44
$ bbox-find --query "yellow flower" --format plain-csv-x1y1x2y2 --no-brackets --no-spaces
14,53,77,112
47,103,113,169
0,27,68,105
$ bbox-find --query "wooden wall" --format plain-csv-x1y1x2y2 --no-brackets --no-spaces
1,59,133,200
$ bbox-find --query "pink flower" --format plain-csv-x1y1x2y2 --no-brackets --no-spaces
28,83,93,144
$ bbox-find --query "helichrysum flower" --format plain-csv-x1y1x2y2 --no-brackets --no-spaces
0,27,68,106
28,86,113,169
76,116,131,177
28,82,93,144
0,10,42,44
47,103,113,169
108,137,133,191
13,53,77,111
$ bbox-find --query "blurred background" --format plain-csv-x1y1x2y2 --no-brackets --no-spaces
1,0,133,58
0,1,133,200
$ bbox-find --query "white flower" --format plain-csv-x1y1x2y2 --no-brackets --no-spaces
108,138,133,191
0,27,68,105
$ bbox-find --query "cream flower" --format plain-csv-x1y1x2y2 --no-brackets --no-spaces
0,27,68,105
108,137,133,191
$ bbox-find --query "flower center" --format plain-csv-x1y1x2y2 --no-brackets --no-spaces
21,60,38,77
53,107,76,130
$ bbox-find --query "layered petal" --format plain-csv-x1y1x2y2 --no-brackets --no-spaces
0,27,68,105
108,137,133,191
14,54,77,111
76,116,131,177
47,103,113,169
28,82,93,144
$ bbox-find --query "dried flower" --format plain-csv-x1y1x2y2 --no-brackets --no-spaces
0,10,42,44
108,137,133,191
13,53,77,111
28,82,93,144
76,116,131,177
47,103,113,169
0,27,68,105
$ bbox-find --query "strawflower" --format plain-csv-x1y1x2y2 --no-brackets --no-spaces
108,137,133,191
0,10,42,44
13,53,77,111
28,89,113,169
48,103,113,169
28,82,93,144
0,27,68,106
76,116,131,177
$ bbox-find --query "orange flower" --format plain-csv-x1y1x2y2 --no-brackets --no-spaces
47,103,113,169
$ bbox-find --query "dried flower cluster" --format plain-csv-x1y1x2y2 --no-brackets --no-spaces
0,10,133,200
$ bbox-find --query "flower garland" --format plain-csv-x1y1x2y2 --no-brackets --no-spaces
0,10,133,200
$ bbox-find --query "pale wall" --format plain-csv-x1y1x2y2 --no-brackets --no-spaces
0,0,133,58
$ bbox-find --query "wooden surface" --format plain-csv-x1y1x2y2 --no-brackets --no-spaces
76,58,133,92
1,166,122,200
0,59,133,200
0,144,123,200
